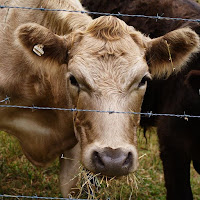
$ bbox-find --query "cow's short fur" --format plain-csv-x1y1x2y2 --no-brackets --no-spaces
0,0,199,197
82,0,200,199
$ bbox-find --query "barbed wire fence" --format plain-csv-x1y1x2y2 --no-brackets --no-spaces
0,3,200,200
0,5,200,22
0,194,85,200
0,97,199,119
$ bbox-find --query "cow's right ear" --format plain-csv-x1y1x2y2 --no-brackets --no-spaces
145,28,200,78
15,23,68,64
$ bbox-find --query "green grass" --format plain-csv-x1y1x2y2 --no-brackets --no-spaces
0,132,60,197
1,129,200,200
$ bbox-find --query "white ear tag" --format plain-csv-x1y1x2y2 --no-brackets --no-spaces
33,44,44,56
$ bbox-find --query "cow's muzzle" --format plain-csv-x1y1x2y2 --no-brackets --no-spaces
91,147,134,177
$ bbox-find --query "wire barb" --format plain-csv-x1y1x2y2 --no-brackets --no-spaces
0,96,10,103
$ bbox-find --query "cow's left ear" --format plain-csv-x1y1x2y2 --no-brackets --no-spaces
15,23,68,64
185,70,200,95
146,28,200,78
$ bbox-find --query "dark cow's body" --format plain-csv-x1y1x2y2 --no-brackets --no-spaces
82,0,200,199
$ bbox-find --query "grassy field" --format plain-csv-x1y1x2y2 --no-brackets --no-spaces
1,129,200,200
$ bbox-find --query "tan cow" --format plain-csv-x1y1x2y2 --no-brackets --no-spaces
0,0,199,197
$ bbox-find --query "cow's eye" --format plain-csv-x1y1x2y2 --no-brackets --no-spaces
69,75,79,87
138,75,150,88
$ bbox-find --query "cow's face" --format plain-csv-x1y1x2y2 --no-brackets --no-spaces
66,18,151,176
16,16,200,176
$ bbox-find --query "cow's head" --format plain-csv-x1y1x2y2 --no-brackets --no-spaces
15,16,199,176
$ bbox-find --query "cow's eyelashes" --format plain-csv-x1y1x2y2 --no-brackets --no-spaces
138,75,150,88
69,75,79,87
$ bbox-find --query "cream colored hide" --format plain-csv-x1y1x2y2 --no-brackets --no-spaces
0,0,199,197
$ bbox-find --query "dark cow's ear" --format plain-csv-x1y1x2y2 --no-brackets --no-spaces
146,28,200,78
15,23,68,64
185,70,200,95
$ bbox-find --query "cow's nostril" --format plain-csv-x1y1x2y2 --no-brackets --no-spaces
93,151,104,168
123,152,133,168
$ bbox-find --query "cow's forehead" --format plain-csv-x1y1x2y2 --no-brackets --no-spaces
73,31,145,57
69,32,147,71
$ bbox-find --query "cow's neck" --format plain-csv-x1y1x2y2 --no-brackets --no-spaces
0,108,77,167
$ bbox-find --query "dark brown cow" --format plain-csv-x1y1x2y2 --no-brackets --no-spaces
0,0,199,197
82,0,200,199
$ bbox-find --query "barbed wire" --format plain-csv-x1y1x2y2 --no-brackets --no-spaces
0,97,199,119
0,5,200,23
0,194,85,200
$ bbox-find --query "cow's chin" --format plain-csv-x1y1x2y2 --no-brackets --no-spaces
81,143,139,177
